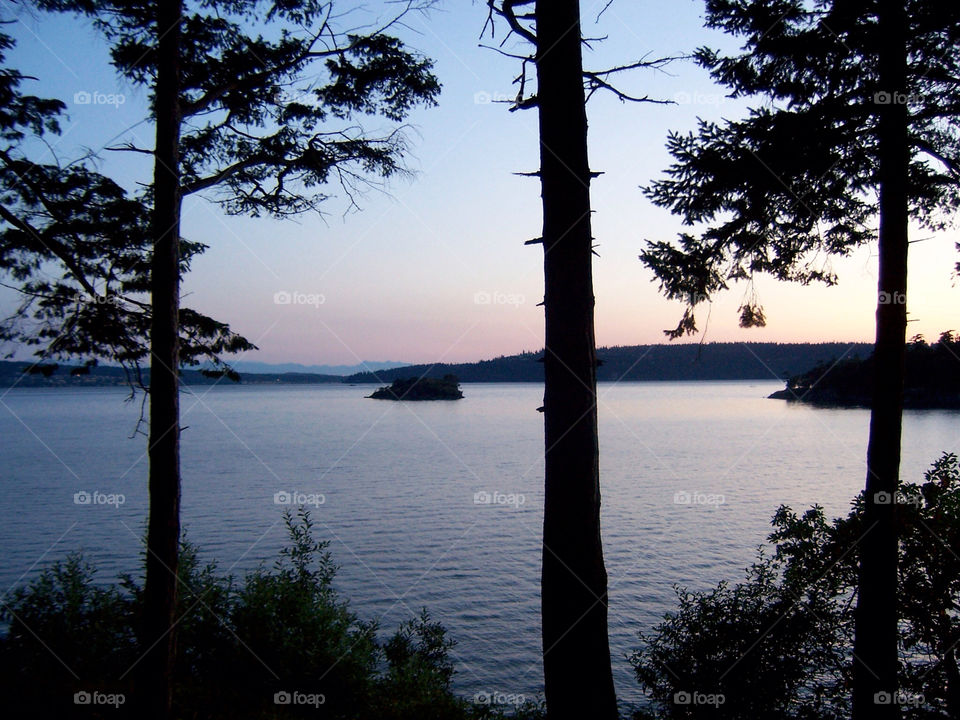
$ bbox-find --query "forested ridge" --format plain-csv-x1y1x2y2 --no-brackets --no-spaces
344,342,873,383
0,342,873,386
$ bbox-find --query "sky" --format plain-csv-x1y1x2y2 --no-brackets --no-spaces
3,0,958,366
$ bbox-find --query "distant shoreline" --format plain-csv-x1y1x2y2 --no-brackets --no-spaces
0,342,873,388
0,377,788,390
767,335,960,410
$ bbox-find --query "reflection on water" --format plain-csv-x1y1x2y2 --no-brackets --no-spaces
1,381,957,707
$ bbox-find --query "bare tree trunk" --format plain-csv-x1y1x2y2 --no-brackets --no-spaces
534,1,617,718
852,1,908,717
137,2,183,718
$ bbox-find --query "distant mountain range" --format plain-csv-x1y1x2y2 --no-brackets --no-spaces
0,359,408,388
0,362,344,388
0,342,875,389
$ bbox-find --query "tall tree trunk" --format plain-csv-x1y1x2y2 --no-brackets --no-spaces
534,1,617,718
852,0,908,717
138,2,183,718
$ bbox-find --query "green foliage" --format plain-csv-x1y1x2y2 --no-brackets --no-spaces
223,511,377,719
640,0,960,337
368,375,464,400
2,0,441,376
631,453,960,719
372,610,464,720
0,510,540,719
0,31,64,140
0,25,253,381
39,0,442,217
779,331,960,407
0,554,138,717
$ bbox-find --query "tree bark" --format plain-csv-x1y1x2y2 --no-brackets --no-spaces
534,1,617,718
852,1,908,717
137,2,183,718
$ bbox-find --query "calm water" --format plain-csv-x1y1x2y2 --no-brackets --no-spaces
1,381,958,709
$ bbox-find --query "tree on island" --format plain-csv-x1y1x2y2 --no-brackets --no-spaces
639,1,960,715
14,2,440,716
772,331,960,409
368,375,464,400
482,2,678,716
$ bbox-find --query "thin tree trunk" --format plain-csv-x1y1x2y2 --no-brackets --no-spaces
534,1,617,718
852,0,908,717
138,2,183,718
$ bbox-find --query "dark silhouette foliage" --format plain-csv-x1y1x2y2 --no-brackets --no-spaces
368,375,464,400
641,1,960,336
0,27,252,382
773,332,960,408
631,453,960,719
0,510,545,720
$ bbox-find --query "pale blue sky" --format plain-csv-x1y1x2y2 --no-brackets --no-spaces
4,1,958,365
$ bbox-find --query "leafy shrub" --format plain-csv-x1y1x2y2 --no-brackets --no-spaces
631,453,960,719
0,553,137,717
1,509,544,719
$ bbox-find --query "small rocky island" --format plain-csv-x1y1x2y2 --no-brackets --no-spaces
769,332,960,409
367,375,464,401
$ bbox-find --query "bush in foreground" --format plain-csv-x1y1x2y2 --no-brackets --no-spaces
632,453,960,719
0,509,544,719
